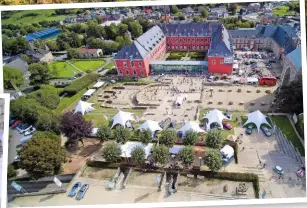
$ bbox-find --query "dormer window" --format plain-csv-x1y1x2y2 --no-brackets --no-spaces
131,61,134,67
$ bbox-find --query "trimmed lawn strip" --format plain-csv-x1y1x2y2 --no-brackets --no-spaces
271,115,305,156
49,62,76,78
72,60,106,72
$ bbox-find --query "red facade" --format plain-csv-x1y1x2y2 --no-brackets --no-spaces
166,36,211,51
208,56,233,74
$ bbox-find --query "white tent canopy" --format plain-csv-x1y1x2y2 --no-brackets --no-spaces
111,110,135,128
137,120,162,132
243,110,271,131
119,141,153,158
93,81,105,89
74,100,95,115
220,145,234,159
203,109,228,130
178,121,205,135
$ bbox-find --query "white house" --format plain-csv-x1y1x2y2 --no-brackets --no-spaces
79,48,103,58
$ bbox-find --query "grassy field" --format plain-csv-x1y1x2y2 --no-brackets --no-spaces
271,115,305,156
49,62,76,78
49,60,106,78
72,60,106,72
2,9,77,25
273,6,296,17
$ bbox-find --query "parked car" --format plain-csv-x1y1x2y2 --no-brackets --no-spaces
24,126,36,136
260,125,272,137
11,120,21,128
222,121,233,130
9,119,16,126
76,184,89,200
16,123,31,134
273,166,284,175
245,125,253,135
68,182,82,197
110,80,116,84
69,77,76,80
297,169,305,177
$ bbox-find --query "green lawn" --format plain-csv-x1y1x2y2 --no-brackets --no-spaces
49,62,76,78
273,6,296,17
49,60,106,78
271,115,305,156
2,9,77,25
55,88,88,114
72,60,106,72
84,106,145,127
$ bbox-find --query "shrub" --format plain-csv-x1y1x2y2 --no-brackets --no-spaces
229,101,233,105
107,68,118,75
204,149,223,172
256,89,261,93
114,125,131,144
206,130,223,149
8,164,17,178
131,146,146,165
27,85,60,109
183,130,198,145
102,142,122,163
152,145,170,165
62,74,100,96
237,89,242,92
159,129,177,147
265,90,271,94
178,146,194,166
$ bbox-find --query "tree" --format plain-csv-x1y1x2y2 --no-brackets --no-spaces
97,125,111,143
19,134,66,179
114,125,131,144
183,130,198,146
171,5,180,14
67,48,80,59
10,97,41,125
56,32,82,50
178,146,194,167
29,63,51,85
35,106,60,133
139,129,152,145
118,23,129,34
3,66,24,89
105,23,119,40
59,111,93,145
275,73,303,114
7,164,17,178
46,41,59,51
159,129,177,147
131,146,145,165
101,142,122,163
27,85,60,109
201,8,209,18
85,21,105,38
21,55,32,64
229,4,237,15
178,14,185,21
193,16,202,22
206,130,223,149
296,114,304,139
152,145,170,165
204,149,223,172
129,21,143,39
2,36,29,56
31,131,61,143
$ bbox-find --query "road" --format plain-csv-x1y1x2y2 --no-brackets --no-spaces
8,129,22,164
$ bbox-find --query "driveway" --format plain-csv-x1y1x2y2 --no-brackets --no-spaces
8,129,22,164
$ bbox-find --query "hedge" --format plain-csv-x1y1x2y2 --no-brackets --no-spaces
62,74,100,96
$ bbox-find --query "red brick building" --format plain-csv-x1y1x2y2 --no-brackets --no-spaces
114,22,234,77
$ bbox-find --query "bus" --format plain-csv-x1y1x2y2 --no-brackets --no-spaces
259,76,277,86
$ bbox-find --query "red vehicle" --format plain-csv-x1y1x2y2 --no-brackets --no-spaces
11,120,21,128
222,121,233,130
259,76,277,86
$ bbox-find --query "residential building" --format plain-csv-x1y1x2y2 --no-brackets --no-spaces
80,48,103,58
247,3,261,12
25,49,54,63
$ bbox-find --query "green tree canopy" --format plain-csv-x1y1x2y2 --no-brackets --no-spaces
29,63,51,86
206,130,223,149
275,73,303,114
159,129,177,147
19,134,66,179
131,146,146,165
171,5,180,14
139,128,152,145
102,142,122,163
152,145,170,166
201,8,209,18
183,130,198,146
204,149,223,172
3,66,24,89
27,85,60,109
97,125,112,143
178,146,194,166
114,125,131,144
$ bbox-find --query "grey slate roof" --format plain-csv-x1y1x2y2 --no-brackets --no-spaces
159,22,215,37
208,24,233,57
286,46,301,71
6,58,29,73
114,25,165,60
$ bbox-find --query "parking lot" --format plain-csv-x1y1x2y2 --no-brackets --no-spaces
234,51,283,80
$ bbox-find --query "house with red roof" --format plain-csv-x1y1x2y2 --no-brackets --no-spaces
79,48,103,58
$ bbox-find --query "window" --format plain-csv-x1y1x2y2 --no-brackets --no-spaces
139,61,143,67
133,70,137,75
141,71,144,77
131,61,134,67
119,70,123,74
192,38,195,42
125,70,129,76
212,60,216,65
220,60,224,64
123,62,127,67
168,45,170,49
